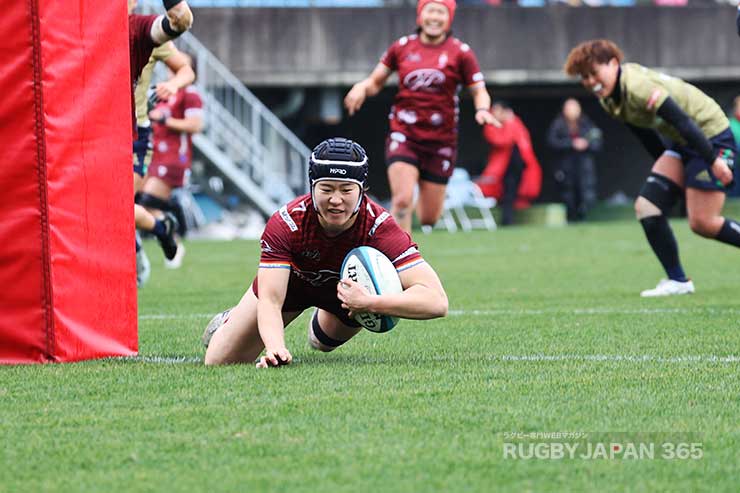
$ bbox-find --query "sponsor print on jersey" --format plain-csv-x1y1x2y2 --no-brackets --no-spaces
279,205,298,232
369,211,391,237
430,113,443,126
403,69,446,92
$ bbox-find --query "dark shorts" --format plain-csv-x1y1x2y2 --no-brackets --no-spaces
385,132,456,184
133,126,153,177
666,128,737,191
251,276,360,328
147,163,190,188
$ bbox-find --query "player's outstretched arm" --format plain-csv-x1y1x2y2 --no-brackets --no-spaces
344,64,392,116
153,44,195,101
150,0,193,45
255,267,293,368
338,262,448,320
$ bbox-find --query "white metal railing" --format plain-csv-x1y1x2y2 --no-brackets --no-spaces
140,5,310,215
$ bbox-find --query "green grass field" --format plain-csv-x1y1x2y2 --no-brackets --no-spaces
2,219,738,492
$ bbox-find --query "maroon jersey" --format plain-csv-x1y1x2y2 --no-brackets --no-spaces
380,34,485,145
151,86,203,167
254,195,424,321
129,14,157,138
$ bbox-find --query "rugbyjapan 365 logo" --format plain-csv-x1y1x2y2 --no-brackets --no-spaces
403,69,445,92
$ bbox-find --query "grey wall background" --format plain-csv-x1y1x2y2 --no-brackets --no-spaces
193,6,740,85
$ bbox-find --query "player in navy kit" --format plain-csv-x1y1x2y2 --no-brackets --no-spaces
203,138,448,368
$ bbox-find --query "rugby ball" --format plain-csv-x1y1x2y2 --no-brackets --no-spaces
340,246,403,333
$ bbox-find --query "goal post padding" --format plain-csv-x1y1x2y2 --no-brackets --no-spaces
0,1,137,363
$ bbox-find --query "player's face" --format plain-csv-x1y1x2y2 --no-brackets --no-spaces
419,3,450,39
580,59,619,99
314,180,361,231
128,0,137,14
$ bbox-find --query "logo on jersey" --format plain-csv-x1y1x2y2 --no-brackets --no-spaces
301,249,321,261
438,53,448,68
292,267,339,287
694,170,712,183
406,52,421,63
403,69,446,92
260,239,273,253
430,113,443,126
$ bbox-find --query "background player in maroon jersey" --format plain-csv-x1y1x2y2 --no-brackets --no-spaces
129,0,193,268
139,56,204,269
344,0,497,233
202,138,448,368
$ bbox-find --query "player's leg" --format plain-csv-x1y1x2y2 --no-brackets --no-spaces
306,308,363,353
685,188,740,248
385,133,421,233
635,152,693,297
139,175,186,267
415,142,455,229
204,286,302,365
416,180,447,228
388,162,420,233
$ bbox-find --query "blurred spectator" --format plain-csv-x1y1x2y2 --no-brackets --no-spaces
547,98,602,222
477,102,542,225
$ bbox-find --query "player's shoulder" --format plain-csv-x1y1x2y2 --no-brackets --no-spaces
448,36,472,53
268,194,311,233
361,197,399,238
394,33,420,49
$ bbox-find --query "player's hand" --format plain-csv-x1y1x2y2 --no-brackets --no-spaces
148,108,170,124
256,347,293,368
344,84,367,116
711,157,733,186
155,80,178,101
337,278,373,318
476,108,501,127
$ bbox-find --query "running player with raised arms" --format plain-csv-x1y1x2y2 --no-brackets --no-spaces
565,39,738,297
203,138,448,367
344,0,497,233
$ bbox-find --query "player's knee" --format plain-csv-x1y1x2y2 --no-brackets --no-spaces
307,311,346,352
136,192,173,212
636,173,682,220
688,215,718,238
634,197,660,220
391,193,414,213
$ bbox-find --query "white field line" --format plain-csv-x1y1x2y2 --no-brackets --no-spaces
139,306,740,321
114,353,740,365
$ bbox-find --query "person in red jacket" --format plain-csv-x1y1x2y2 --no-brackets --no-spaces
477,102,542,225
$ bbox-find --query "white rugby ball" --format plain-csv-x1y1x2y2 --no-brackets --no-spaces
340,246,403,333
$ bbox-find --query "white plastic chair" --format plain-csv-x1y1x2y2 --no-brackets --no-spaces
437,168,497,233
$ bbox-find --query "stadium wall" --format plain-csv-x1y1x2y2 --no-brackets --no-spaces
191,6,740,86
